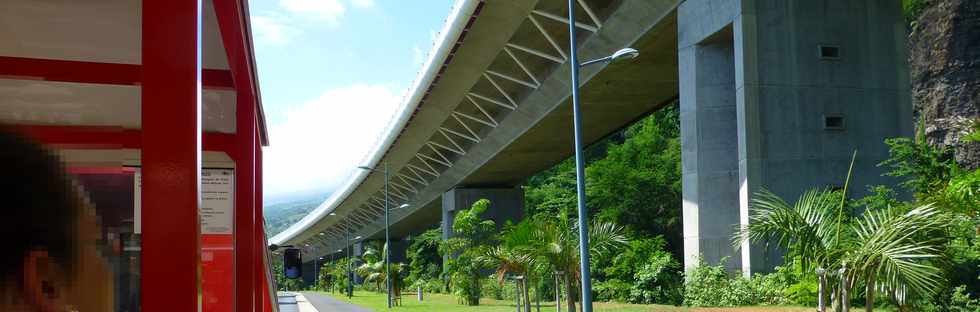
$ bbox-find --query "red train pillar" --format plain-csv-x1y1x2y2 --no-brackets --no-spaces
255,134,269,311
234,84,257,312
141,0,203,311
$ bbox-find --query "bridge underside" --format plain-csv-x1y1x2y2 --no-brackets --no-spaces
288,0,912,278
381,2,681,242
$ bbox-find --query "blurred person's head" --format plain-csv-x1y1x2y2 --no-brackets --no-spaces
0,128,81,311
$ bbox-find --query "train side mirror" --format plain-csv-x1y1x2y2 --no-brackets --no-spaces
283,248,303,279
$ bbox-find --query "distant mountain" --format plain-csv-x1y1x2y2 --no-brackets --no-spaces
264,190,331,238
264,187,333,206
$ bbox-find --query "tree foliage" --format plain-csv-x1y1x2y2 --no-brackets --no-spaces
405,227,442,288
587,105,683,253
524,105,683,255
441,199,497,305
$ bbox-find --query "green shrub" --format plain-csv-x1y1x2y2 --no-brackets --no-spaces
593,279,632,303
424,279,444,294
629,252,683,305
784,279,818,306
918,285,980,312
599,236,683,304
881,136,956,199
767,258,817,306
683,258,791,307
481,277,505,300
949,285,980,312
683,258,735,306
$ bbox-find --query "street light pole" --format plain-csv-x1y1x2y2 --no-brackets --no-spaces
566,1,639,311
346,217,353,299
566,1,593,311
358,163,395,308
384,161,393,309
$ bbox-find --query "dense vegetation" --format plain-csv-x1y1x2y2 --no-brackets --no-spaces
298,103,978,311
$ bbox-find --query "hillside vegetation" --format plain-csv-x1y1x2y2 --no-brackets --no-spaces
264,194,328,237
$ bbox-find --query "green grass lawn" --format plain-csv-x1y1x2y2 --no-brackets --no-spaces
309,290,825,312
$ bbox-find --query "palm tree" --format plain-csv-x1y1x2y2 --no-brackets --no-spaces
356,246,385,292
479,219,542,312
736,188,947,311
529,215,627,312
356,243,407,301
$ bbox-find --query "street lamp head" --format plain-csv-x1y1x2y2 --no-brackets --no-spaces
357,166,373,171
397,204,410,209
354,236,362,240
580,47,640,67
609,48,639,63
319,232,325,236
329,212,337,216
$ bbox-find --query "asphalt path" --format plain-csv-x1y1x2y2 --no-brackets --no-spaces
301,291,373,312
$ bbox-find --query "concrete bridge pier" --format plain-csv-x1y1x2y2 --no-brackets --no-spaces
679,0,912,275
389,237,410,263
441,187,525,241
352,241,364,284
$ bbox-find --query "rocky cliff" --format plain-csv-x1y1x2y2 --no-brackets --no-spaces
909,0,980,170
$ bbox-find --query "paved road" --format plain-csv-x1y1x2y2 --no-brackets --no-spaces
301,292,373,312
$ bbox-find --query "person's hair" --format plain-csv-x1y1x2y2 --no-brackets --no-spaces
0,128,78,279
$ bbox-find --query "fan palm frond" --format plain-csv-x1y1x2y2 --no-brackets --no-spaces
848,204,947,304
735,188,839,271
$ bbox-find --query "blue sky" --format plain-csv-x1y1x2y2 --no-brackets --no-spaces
249,0,454,200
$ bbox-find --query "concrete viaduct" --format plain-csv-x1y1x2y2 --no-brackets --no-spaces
272,0,911,276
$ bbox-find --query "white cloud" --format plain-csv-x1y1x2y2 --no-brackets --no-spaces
263,84,402,198
250,12,300,45
412,45,424,67
280,0,346,27
351,0,374,9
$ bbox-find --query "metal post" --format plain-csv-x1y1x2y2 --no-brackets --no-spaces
816,268,826,312
347,218,353,299
566,1,593,312
517,275,529,312
555,272,562,312
516,277,522,312
839,265,849,312
385,161,392,308
418,284,424,302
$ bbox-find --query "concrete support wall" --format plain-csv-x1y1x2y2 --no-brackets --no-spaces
441,187,524,241
679,0,912,275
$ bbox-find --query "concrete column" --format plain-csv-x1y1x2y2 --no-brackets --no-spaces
352,242,364,284
680,26,741,273
389,237,410,263
679,0,911,275
301,260,317,287
441,187,524,241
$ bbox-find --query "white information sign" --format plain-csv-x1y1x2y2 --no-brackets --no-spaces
201,169,235,235
133,168,235,235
